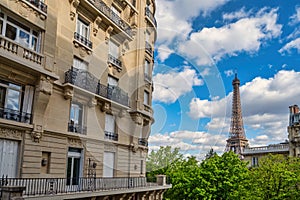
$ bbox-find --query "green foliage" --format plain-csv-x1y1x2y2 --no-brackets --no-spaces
146,147,300,200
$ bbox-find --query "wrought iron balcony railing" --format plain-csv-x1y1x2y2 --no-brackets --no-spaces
0,176,158,197
0,35,44,66
138,138,148,147
87,0,133,37
145,41,153,55
108,54,122,69
145,7,157,27
65,67,129,107
25,0,47,13
74,32,93,49
104,131,118,141
68,122,87,134
0,107,32,124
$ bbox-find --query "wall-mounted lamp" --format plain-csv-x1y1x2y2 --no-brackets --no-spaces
41,158,48,166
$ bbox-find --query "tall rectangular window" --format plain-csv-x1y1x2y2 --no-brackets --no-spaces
76,17,90,39
109,40,119,59
0,139,19,178
73,57,88,70
105,114,115,134
67,148,82,185
103,152,115,177
69,102,86,134
144,91,149,105
108,75,118,87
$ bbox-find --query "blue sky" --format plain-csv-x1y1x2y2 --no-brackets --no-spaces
148,0,300,159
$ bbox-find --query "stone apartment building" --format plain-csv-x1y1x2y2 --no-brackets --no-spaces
0,0,170,199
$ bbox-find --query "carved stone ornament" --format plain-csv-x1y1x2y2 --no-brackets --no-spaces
73,41,92,56
105,26,114,44
88,98,97,107
64,87,74,100
130,142,138,152
119,109,126,118
17,0,47,20
69,0,80,21
40,77,53,95
131,113,142,125
0,127,23,140
93,16,102,37
68,138,83,148
31,124,43,142
101,102,111,113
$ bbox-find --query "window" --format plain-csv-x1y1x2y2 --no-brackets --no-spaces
103,152,115,177
144,60,151,81
140,160,144,174
108,75,118,87
144,91,149,105
145,31,150,43
0,80,34,123
111,5,121,22
0,139,19,178
67,148,82,185
0,13,40,51
252,157,258,166
76,17,90,39
73,57,88,70
105,113,115,134
69,102,86,134
109,40,120,59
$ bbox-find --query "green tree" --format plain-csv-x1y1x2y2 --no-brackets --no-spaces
248,154,300,200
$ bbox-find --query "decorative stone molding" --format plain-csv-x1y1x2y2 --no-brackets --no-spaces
64,87,74,100
31,124,43,142
68,138,83,148
101,102,111,113
88,98,97,107
40,76,53,95
105,26,114,44
118,109,126,118
104,143,117,152
73,42,92,56
17,0,47,20
93,16,102,36
69,0,80,21
130,142,138,152
0,127,23,140
130,113,142,125
122,39,129,55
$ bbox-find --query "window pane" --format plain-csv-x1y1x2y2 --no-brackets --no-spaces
70,103,82,124
73,57,87,70
145,60,150,75
108,76,118,86
144,91,149,105
66,157,72,185
0,20,3,35
72,158,80,185
6,89,20,110
109,41,119,58
0,87,5,108
31,37,38,51
19,30,30,48
5,24,17,41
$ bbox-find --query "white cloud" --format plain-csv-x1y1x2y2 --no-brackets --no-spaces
279,38,300,54
188,70,300,145
148,130,227,159
178,8,282,65
222,7,251,21
224,69,234,77
289,6,300,25
156,44,174,62
153,67,203,103
155,0,230,60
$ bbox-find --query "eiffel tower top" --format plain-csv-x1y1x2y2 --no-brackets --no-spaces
225,73,248,156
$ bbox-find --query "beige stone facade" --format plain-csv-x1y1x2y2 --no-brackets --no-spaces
288,105,300,157
0,0,170,199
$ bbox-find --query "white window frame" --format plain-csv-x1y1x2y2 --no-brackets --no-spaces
103,151,115,177
70,102,84,126
109,40,120,59
145,59,150,76
76,17,90,39
0,81,23,111
0,12,40,52
105,113,116,134
67,148,83,186
0,139,19,178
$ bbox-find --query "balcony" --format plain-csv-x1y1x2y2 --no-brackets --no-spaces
68,122,87,134
0,176,171,198
74,32,93,49
24,0,47,13
243,143,289,155
108,54,122,70
64,68,129,107
138,138,148,147
86,0,133,37
145,41,153,55
0,107,32,124
104,131,118,141
0,35,44,66
145,7,157,28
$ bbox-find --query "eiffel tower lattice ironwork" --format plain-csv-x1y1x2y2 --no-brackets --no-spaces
225,73,248,156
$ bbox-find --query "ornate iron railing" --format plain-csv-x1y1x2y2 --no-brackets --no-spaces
145,7,157,27
0,107,32,124
145,41,152,55
24,0,47,13
68,122,87,134
138,138,148,147
87,0,133,37
74,32,93,49
104,131,118,141
108,54,122,69
65,68,129,107
0,176,152,197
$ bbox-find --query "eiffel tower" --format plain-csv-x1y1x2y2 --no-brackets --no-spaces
225,73,248,157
